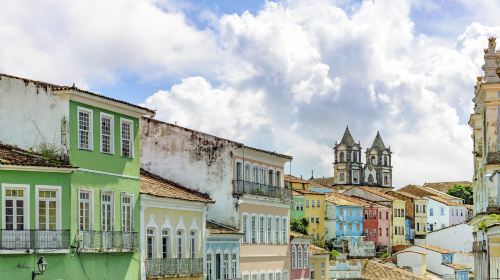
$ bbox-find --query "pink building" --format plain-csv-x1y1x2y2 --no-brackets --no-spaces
291,232,311,280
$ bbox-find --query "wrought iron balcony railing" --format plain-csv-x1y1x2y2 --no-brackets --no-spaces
145,258,203,276
0,229,70,250
78,230,138,252
233,180,292,201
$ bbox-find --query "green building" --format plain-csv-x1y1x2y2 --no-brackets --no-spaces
291,191,305,220
0,74,154,279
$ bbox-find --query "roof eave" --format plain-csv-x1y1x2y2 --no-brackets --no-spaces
0,165,76,173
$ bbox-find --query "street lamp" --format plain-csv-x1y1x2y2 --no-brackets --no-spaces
32,256,47,280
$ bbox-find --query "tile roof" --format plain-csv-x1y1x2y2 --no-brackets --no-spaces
310,177,335,186
389,190,424,200
285,175,310,184
293,189,325,196
399,185,462,202
415,244,453,254
393,250,427,256
326,192,363,206
0,73,155,115
206,221,241,235
423,181,471,193
343,195,390,208
356,187,396,201
0,144,75,169
361,260,426,280
140,169,214,204
290,231,310,239
444,263,470,270
309,245,329,255
425,195,461,206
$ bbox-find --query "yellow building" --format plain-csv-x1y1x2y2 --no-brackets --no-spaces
285,175,311,190
295,189,326,240
140,170,214,280
309,245,330,280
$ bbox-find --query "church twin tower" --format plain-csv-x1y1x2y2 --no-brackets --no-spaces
333,127,393,188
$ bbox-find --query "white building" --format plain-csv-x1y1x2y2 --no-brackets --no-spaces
329,255,362,279
424,223,473,252
394,250,426,276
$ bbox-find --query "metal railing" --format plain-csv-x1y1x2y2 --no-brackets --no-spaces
0,230,70,250
78,231,138,252
145,258,203,276
233,180,292,201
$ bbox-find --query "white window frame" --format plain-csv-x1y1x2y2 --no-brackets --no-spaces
298,246,303,269
121,193,134,232
251,214,258,244
176,229,184,259
78,188,94,231
292,245,297,269
2,184,30,231
100,191,114,231
259,215,265,244
275,216,281,244
242,213,249,243
77,106,93,150
267,216,272,244
207,251,213,280
231,250,238,278
282,217,287,244
146,227,156,259
35,185,62,230
99,112,114,154
303,245,308,268
189,230,197,258
120,118,134,158
161,228,170,258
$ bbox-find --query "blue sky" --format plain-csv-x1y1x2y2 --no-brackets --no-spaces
1,0,499,186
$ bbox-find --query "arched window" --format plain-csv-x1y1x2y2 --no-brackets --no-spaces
352,151,357,162
368,174,374,184
275,217,281,244
298,246,303,269
189,230,196,258
383,155,388,166
176,229,183,259
242,214,249,243
283,270,289,280
371,155,376,165
303,245,308,268
292,246,297,269
339,151,344,162
282,217,287,244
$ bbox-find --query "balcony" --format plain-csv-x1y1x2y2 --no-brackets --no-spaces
78,231,138,252
145,258,203,277
473,240,487,252
0,230,70,251
233,180,292,201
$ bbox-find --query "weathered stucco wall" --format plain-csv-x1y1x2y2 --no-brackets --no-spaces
0,75,68,153
140,118,240,227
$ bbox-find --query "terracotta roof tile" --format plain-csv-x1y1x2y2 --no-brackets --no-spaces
356,187,396,201
290,231,310,239
140,169,213,203
416,244,453,254
444,263,470,270
361,260,425,280
309,245,329,255
423,181,471,193
310,177,335,186
326,192,363,206
293,189,325,195
425,195,461,206
0,144,75,169
285,175,310,184
206,221,241,235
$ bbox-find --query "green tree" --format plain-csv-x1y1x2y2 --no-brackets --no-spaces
291,217,309,235
447,184,473,205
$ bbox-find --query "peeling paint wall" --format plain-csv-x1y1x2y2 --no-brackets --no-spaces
140,118,241,227
0,76,68,154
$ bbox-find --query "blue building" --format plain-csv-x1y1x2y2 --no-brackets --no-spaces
205,221,242,280
405,218,411,241
325,193,363,238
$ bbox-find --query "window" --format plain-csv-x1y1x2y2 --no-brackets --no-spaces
236,162,243,181
101,193,113,231
267,217,272,244
37,188,59,230
356,223,360,231
269,170,274,186
231,253,237,278
4,186,27,230
245,164,251,181
303,246,308,268
292,246,297,269
78,108,93,150
383,173,389,185
386,227,389,236
251,216,257,244
259,216,265,243
275,217,280,244
283,270,288,280
260,273,265,280
321,262,326,278
440,207,445,216
120,119,133,158
348,223,352,231
339,222,344,231
207,253,213,280
253,166,259,183
423,205,426,213
368,210,372,219
162,229,170,258
340,172,345,182
223,254,229,280
242,215,249,243
386,212,388,219
310,217,314,223
378,211,381,219
276,171,281,187
190,230,196,258
146,228,155,259
276,272,281,280
282,218,287,243
298,246,303,269
79,191,91,230
100,113,113,154
312,200,315,208
317,200,320,207
306,200,310,207
121,194,133,232
379,228,382,236
316,217,320,224
430,208,434,216
339,151,344,162
268,273,274,280
176,229,183,258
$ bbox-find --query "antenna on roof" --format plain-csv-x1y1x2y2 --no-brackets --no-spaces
310,170,314,180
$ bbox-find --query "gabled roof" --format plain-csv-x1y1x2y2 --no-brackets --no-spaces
399,185,462,202
370,131,386,150
340,126,357,146
414,244,453,254
206,221,241,235
290,231,310,239
353,187,396,201
0,73,155,115
0,144,75,169
293,189,325,196
343,195,390,208
326,192,362,207
310,177,335,187
444,263,470,271
361,260,426,280
140,169,214,204
285,175,310,184
425,195,461,206
388,190,425,200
